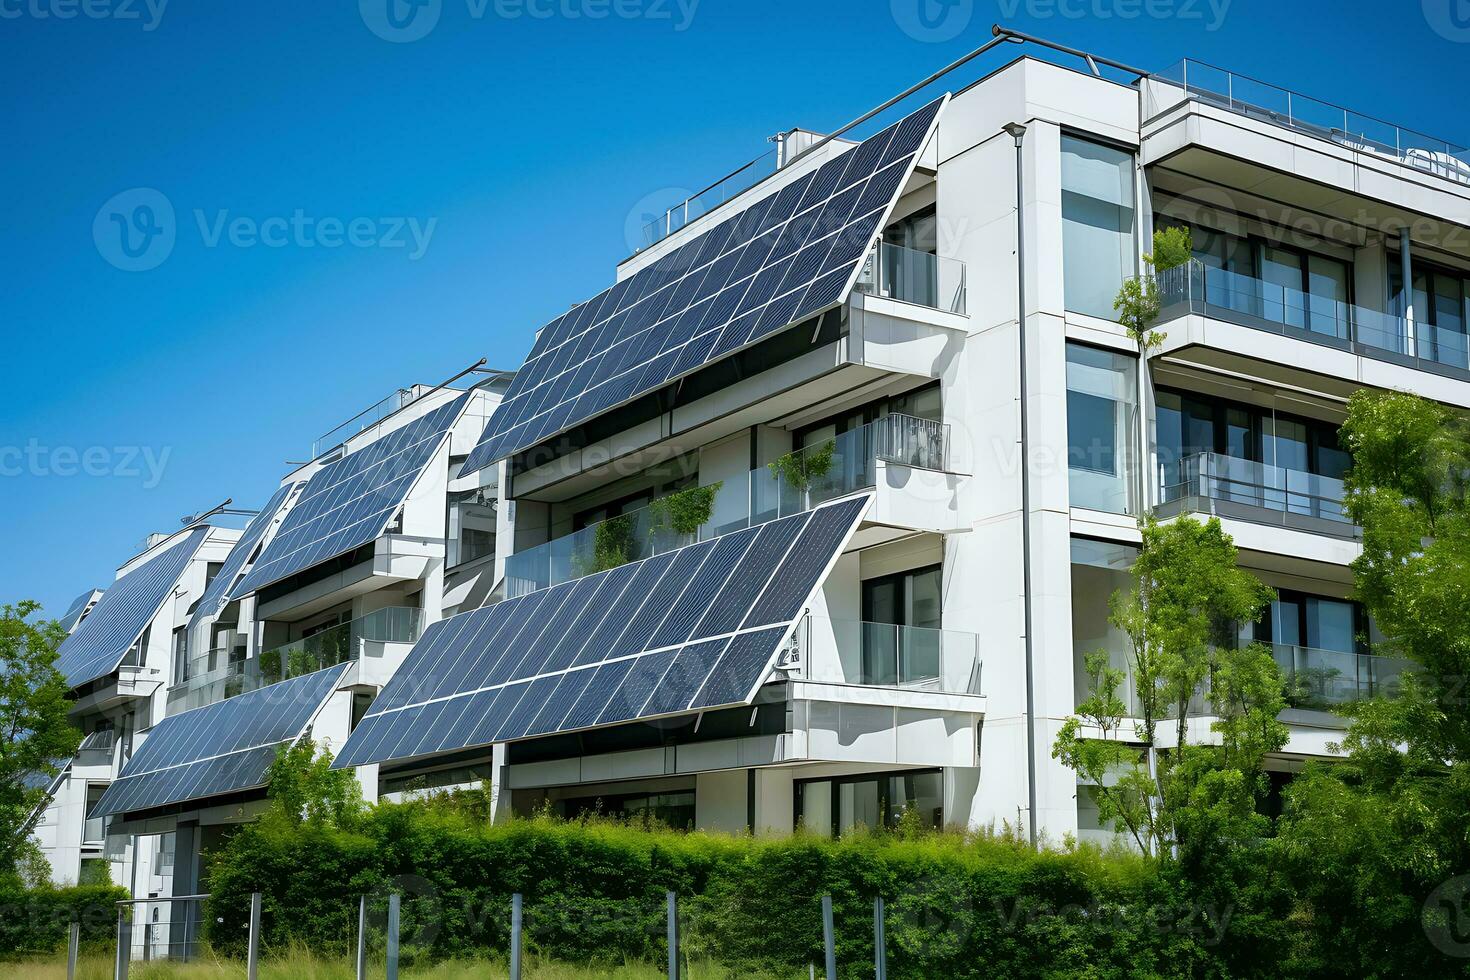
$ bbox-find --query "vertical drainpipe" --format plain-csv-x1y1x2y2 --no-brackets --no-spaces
1400,226,1415,354
1003,121,1039,849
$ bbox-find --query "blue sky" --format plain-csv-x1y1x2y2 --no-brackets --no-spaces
2,0,1465,617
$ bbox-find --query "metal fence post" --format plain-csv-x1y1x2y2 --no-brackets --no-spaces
386,893,400,980
355,895,367,980
247,892,261,980
510,893,523,980
114,907,128,980
822,894,836,980
67,920,79,980
666,890,678,980
873,896,886,980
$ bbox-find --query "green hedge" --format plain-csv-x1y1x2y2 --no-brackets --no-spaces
202,803,1298,978
0,883,129,959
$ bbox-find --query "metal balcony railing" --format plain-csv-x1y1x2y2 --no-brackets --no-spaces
503,414,950,598
784,615,982,695
641,148,780,248
853,241,967,314
1274,644,1414,710
1146,60,1470,185
1156,260,1469,374
1159,452,1352,533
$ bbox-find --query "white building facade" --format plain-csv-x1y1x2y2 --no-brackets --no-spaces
34,40,1470,905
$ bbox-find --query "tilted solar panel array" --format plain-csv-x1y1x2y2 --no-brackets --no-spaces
91,664,347,819
55,527,210,689
57,589,101,634
186,482,300,635
333,494,871,769
231,393,471,598
460,95,948,472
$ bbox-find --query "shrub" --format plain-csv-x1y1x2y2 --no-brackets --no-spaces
0,882,129,959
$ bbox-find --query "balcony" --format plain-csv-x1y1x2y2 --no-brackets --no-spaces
854,241,967,315
1146,60,1470,187
1274,644,1414,710
504,413,951,597
1158,261,1470,377
786,616,982,696
1156,452,1356,539
258,606,423,683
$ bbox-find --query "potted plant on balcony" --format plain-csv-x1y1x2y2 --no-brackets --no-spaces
1114,226,1192,352
768,439,836,511
647,482,722,542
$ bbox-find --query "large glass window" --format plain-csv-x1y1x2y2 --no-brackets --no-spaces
446,488,498,568
1062,136,1137,319
861,565,942,685
796,769,943,837
1065,343,1138,514
1393,262,1470,370
1070,538,1140,712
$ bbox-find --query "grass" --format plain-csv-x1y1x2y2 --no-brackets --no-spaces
1,948,798,979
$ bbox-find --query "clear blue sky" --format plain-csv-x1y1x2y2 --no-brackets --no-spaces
2,0,1464,617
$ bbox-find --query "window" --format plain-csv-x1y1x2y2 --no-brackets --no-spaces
1391,261,1470,370
1071,538,1140,712
1062,136,1136,319
1065,344,1138,514
861,565,942,685
553,790,695,831
795,769,943,837
446,488,497,568
172,627,189,685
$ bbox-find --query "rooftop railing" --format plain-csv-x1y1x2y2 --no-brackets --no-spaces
640,148,779,249
1157,260,1470,375
785,615,982,696
311,387,418,459
504,413,950,597
1146,60,1470,186
853,241,967,315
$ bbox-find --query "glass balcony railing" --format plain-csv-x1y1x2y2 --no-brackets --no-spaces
853,241,967,314
1274,644,1414,710
785,615,982,695
504,414,951,598
257,606,423,683
1157,260,1470,374
1145,60,1470,186
1159,452,1353,534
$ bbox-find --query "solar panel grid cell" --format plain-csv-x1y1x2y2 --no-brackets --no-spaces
459,96,947,472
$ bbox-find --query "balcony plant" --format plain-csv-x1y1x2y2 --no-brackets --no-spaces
583,513,636,575
647,482,722,537
768,439,836,508
1114,225,1192,351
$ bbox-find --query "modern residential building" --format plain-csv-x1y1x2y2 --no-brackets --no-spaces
35,30,1469,911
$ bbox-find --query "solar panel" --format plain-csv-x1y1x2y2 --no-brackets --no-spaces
55,527,210,689
231,393,471,598
459,95,949,473
186,482,301,637
332,494,870,770
56,589,101,634
90,664,347,819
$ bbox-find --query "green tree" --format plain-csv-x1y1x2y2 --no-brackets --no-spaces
0,602,81,880
265,738,364,828
1114,225,1192,350
1275,390,1470,972
1053,516,1284,862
